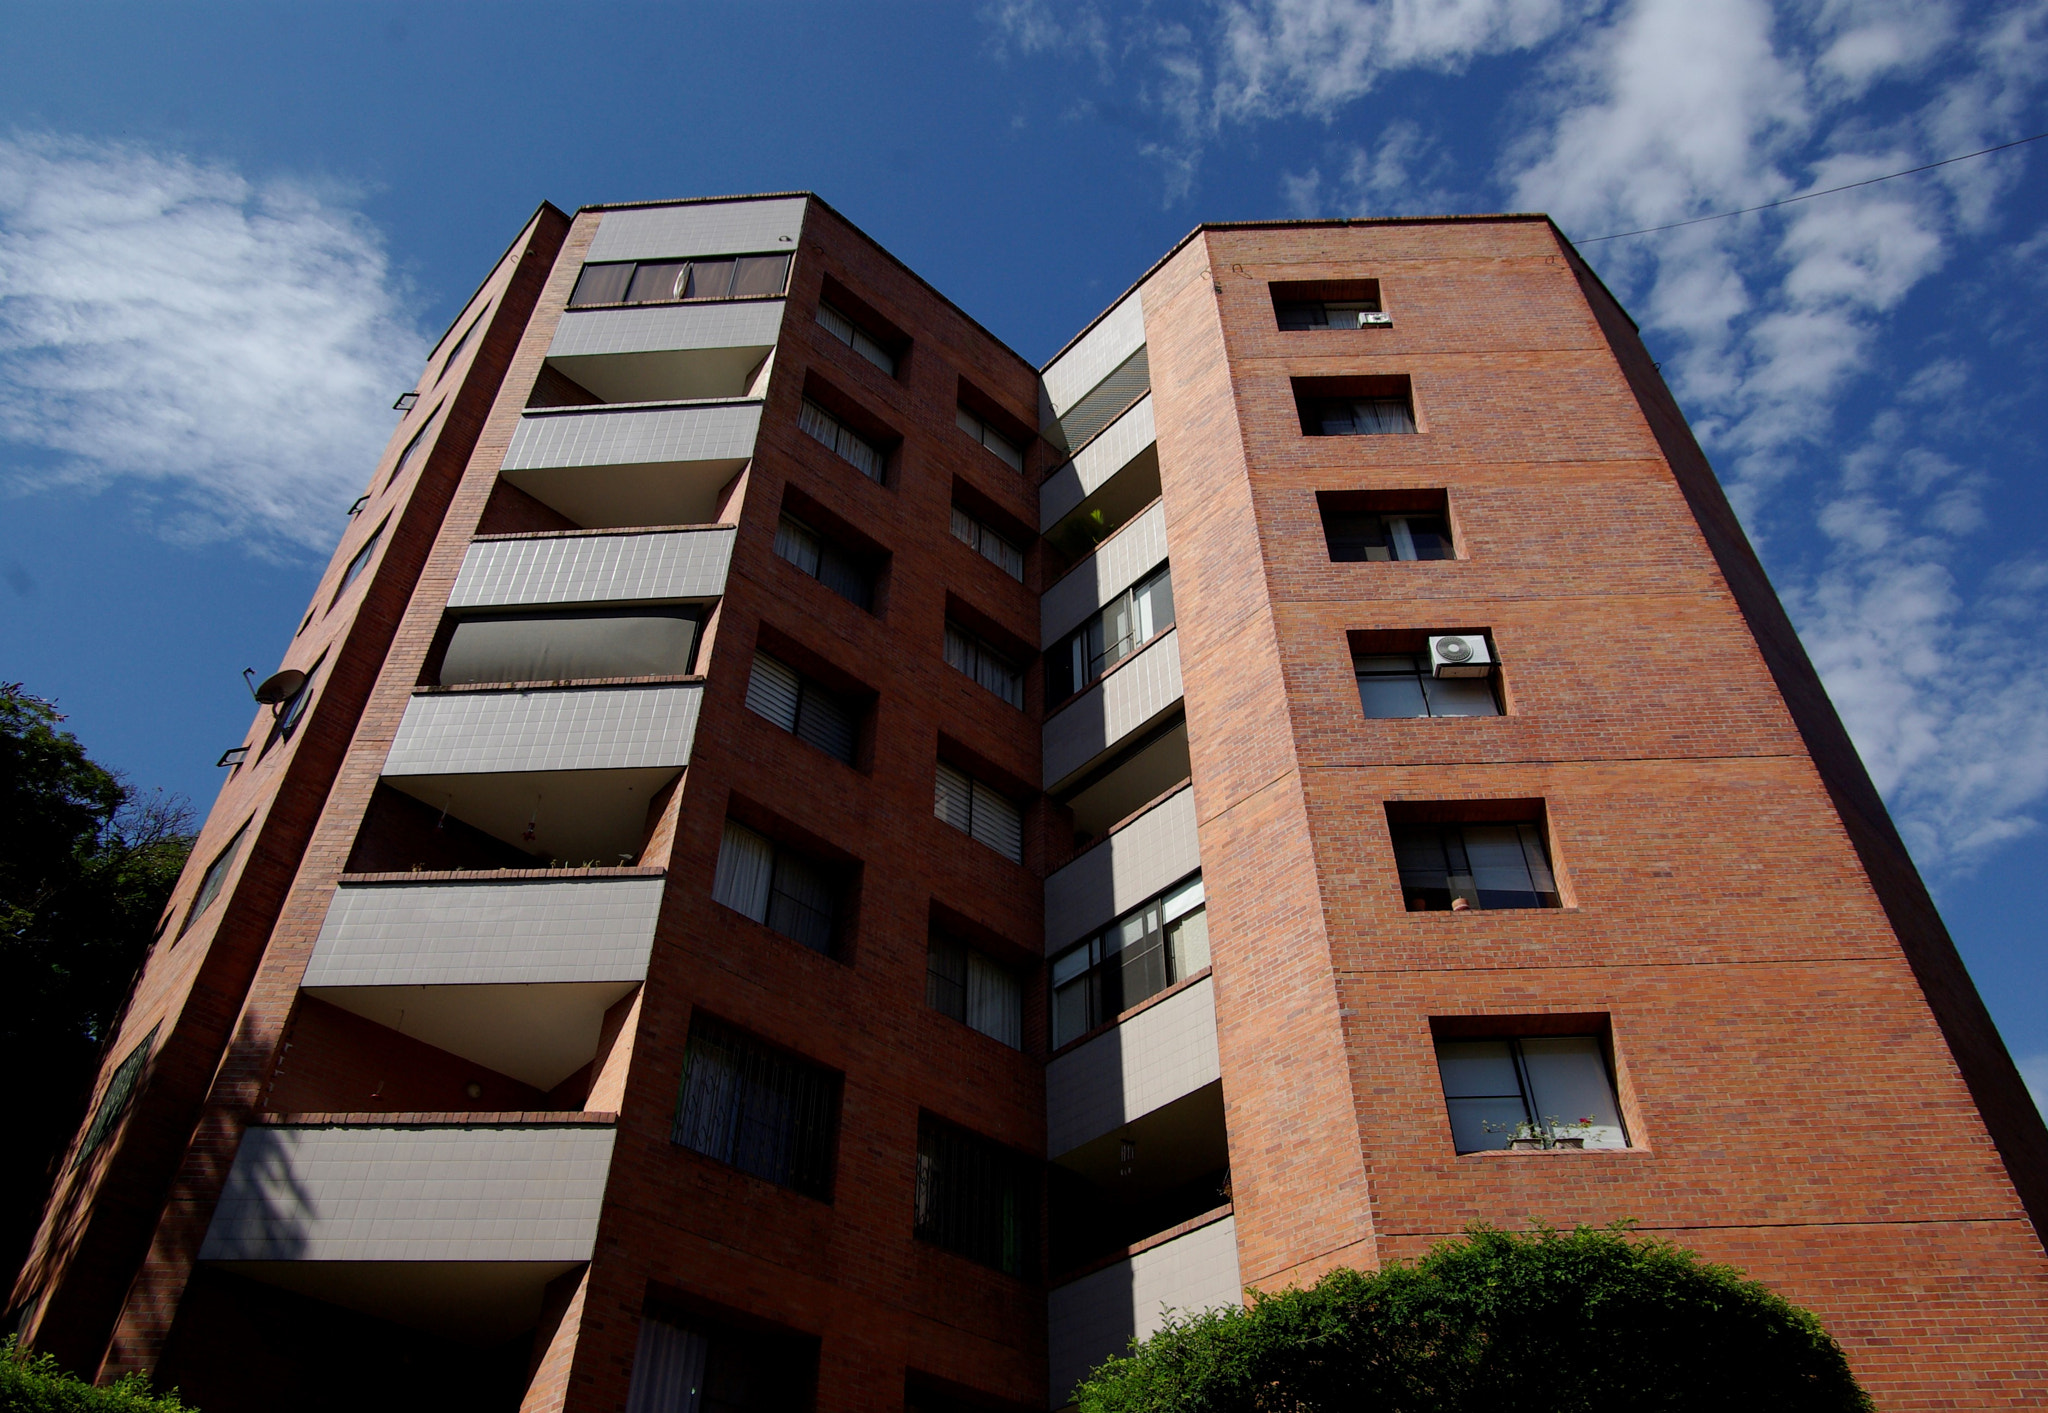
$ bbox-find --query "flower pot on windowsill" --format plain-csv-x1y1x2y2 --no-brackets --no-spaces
1506,1135,1586,1152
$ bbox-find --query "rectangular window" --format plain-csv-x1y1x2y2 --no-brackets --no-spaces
625,1314,815,1413
817,302,898,376
1435,1034,1627,1154
773,515,874,611
181,820,250,933
1049,875,1208,1048
926,933,1023,1049
955,407,1024,471
1391,820,1559,912
1355,654,1499,718
569,254,792,309
332,521,386,603
745,652,858,765
1303,395,1415,436
73,1023,159,1168
1323,509,1451,561
943,623,1024,709
934,762,1024,863
798,398,884,481
915,1115,1034,1276
1276,300,1385,330
672,1014,838,1198
1047,564,1174,703
711,821,843,954
950,506,1024,582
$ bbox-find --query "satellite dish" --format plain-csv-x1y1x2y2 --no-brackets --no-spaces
247,668,308,706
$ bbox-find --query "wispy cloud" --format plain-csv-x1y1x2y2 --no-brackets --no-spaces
0,134,427,557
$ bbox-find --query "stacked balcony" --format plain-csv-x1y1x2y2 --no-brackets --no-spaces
1035,303,1242,1403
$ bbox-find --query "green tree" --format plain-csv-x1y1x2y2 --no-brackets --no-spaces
1074,1224,1872,1413
1,685,193,1285
1,1335,192,1411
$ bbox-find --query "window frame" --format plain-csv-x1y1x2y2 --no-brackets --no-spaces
178,818,251,937
670,1012,840,1199
1046,562,1175,706
914,1113,1037,1277
955,406,1025,472
1388,815,1561,913
949,505,1025,582
1354,651,1501,719
710,820,849,956
943,621,1025,710
1049,873,1209,1050
934,761,1024,863
566,252,793,310
798,397,887,482
1432,1029,1630,1155
745,650,860,766
73,1023,160,1168
773,513,877,611
926,931,1024,1050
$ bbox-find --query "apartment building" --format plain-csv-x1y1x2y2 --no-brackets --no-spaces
10,193,2048,1412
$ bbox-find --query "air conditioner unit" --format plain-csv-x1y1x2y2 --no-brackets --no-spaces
1429,634,1492,678
1359,311,1394,328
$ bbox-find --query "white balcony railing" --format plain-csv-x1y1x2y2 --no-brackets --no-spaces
385,682,701,777
1044,784,1201,953
1041,499,1169,649
450,527,735,612
1043,631,1183,792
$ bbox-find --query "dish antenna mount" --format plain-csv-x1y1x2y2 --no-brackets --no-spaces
244,667,309,716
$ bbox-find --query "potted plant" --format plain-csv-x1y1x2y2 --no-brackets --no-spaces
1487,1116,1597,1151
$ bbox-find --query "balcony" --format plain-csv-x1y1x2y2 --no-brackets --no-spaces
500,400,761,529
1047,1210,1240,1406
534,301,782,408
197,1119,615,1340
379,682,700,864
1041,393,1158,550
450,526,735,612
302,873,662,1087
1041,499,1169,649
1047,978,1220,1156
1043,630,1183,794
1045,784,1201,954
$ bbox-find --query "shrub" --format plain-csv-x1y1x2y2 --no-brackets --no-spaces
0,1338,192,1412
1073,1224,1871,1413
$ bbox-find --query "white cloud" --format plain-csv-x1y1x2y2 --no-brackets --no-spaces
0,135,427,556
1278,120,1460,216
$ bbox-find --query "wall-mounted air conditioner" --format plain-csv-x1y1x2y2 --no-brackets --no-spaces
1359,311,1394,328
1428,634,1492,678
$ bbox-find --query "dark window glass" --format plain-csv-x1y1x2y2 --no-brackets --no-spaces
274,662,320,737
1049,875,1208,1048
1355,654,1499,718
1047,565,1174,704
1305,396,1416,435
1323,510,1452,561
1276,298,1380,329
434,309,487,386
182,820,250,932
1435,1035,1628,1153
684,259,736,299
335,523,384,600
1392,821,1559,911
73,1024,159,1168
569,262,635,307
773,515,875,611
626,1315,814,1413
944,624,1024,709
711,822,845,955
925,932,1023,1048
672,1015,838,1198
915,1115,1035,1275
626,261,690,304
732,254,792,297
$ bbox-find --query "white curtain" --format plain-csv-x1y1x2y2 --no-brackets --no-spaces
624,1317,709,1413
711,822,774,924
966,951,1023,1049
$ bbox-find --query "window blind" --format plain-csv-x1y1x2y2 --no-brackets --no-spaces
799,398,884,480
745,652,857,764
934,762,1023,863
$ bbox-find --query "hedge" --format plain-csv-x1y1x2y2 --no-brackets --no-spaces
0,1339,191,1413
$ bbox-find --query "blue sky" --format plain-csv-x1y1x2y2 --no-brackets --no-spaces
3,0,2045,1089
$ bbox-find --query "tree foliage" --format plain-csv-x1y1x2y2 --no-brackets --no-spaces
1074,1224,1872,1413
0,1337,192,1412
0,685,193,1282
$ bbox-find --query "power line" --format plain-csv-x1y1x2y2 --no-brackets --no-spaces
1579,131,2047,243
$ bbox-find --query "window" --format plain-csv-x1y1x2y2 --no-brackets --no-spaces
672,1014,838,1198
1050,875,1208,1048
73,1024,159,1168
332,521,386,604
568,254,792,308
773,515,874,610
1322,509,1451,561
1435,1034,1627,1154
1046,564,1174,703
270,655,325,741
711,821,844,954
745,652,858,765
798,398,884,481
915,1115,1035,1275
1391,820,1559,912
944,623,1024,709
950,506,1024,582
1356,653,1498,718
934,762,1023,863
1304,395,1415,435
955,406,1024,471
817,301,897,375
434,307,487,385
927,933,1023,1049
389,411,437,487
1277,300,1384,330
180,820,250,935
625,1314,815,1413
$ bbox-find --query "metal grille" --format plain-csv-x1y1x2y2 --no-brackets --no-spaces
673,1016,838,1199
915,1114,1034,1275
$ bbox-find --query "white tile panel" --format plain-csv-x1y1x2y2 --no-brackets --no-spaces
1043,630,1183,790
450,529,735,611
1044,786,1201,952
1047,1216,1241,1405
585,198,808,262
304,876,663,988
547,302,785,359
503,403,761,472
1041,500,1169,648
1039,395,1156,532
1047,978,1220,1156
384,684,701,776
1042,293,1146,419
199,1124,615,1263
